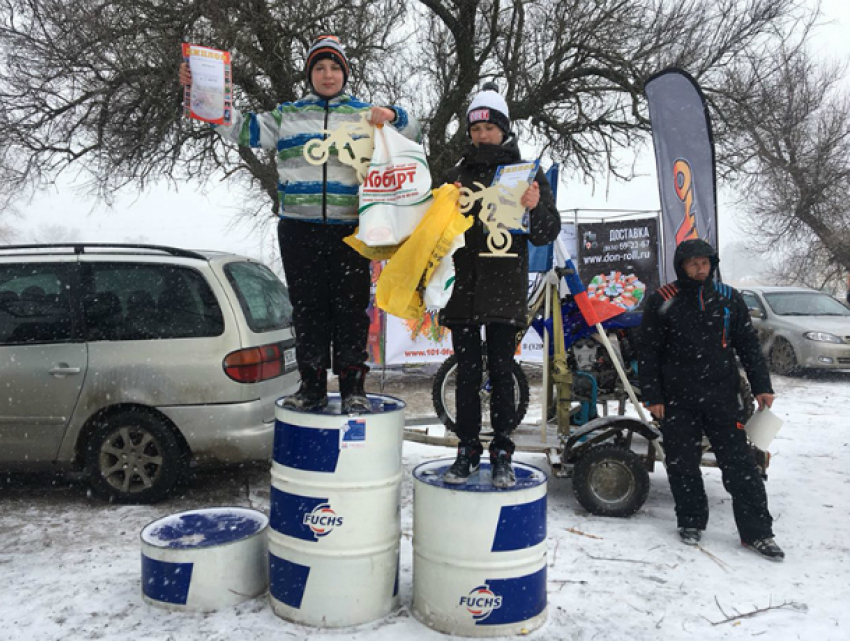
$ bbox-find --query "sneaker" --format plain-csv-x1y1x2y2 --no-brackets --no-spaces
678,527,702,546
282,366,328,411
742,537,785,562
443,446,481,484
340,365,370,414
490,449,516,489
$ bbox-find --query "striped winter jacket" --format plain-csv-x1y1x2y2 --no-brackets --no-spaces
213,93,420,223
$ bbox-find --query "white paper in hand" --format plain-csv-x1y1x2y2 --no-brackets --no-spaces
745,408,783,450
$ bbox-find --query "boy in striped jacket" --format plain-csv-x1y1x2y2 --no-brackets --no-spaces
180,35,420,413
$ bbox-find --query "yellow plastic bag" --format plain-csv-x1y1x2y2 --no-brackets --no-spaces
343,233,401,261
376,184,472,319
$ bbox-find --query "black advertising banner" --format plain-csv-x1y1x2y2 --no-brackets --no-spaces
645,68,718,283
577,218,660,311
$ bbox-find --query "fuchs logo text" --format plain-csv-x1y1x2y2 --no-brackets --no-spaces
459,585,503,621
303,504,343,537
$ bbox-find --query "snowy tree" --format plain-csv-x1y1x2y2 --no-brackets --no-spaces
717,43,850,290
0,0,823,241
0,0,406,217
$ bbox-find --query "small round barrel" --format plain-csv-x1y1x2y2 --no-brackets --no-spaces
140,507,268,612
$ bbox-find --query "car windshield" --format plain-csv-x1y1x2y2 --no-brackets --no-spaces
763,292,850,317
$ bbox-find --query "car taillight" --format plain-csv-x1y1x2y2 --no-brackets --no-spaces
224,343,285,383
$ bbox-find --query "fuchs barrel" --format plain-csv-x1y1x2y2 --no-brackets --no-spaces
269,393,405,628
412,460,548,637
140,507,268,612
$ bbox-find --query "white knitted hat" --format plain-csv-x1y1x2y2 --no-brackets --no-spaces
466,82,511,135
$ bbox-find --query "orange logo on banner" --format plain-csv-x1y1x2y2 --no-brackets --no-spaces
673,159,699,244
403,310,449,343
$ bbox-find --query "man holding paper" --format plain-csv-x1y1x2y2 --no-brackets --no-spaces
639,239,784,561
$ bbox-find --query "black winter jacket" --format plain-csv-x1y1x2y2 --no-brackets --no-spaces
638,239,773,408
438,138,561,328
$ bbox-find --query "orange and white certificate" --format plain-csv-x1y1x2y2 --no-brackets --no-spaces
182,43,232,125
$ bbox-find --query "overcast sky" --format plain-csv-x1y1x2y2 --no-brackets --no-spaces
10,0,850,268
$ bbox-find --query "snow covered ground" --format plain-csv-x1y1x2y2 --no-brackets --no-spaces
1,370,849,640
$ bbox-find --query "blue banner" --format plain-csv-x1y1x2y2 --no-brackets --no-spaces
528,163,558,272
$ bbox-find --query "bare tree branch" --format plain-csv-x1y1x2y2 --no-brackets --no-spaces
716,37,850,289
1,0,836,294
710,596,806,626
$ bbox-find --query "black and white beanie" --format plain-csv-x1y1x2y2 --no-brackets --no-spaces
305,35,350,91
466,82,511,136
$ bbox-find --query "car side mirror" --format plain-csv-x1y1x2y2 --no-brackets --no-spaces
748,308,764,319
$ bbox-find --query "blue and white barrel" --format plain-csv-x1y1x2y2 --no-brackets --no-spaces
269,393,405,628
412,460,548,637
140,507,269,612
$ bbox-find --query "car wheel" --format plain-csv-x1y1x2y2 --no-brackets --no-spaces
769,338,800,376
432,355,530,434
85,410,185,504
572,444,650,517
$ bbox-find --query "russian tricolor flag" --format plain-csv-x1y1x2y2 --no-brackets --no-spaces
554,238,624,326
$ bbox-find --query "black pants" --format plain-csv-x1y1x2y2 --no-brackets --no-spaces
277,218,370,374
661,403,773,542
450,323,518,453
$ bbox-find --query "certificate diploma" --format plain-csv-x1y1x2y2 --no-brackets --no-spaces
182,43,232,125
491,160,540,233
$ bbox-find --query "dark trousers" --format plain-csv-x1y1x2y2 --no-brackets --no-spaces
278,218,370,374
450,323,518,453
661,403,773,542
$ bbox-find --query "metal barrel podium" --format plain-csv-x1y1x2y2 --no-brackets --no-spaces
268,393,405,627
140,507,269,612
412,460,548,637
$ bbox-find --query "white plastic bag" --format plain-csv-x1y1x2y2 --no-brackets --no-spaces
356,125,433,246
424,234,465,309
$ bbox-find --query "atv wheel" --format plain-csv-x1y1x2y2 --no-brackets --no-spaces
572,444,649,517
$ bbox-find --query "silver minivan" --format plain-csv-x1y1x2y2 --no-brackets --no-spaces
0,244,298,503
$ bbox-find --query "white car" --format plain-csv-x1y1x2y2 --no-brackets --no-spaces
0,243,298,503
741,286,850,375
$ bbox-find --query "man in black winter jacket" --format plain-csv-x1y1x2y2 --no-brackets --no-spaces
639,239,784,561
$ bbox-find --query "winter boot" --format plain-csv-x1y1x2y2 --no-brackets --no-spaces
490,448,516,489
742,537,785,562
282,366,328,411
678,527,702,546
340,364,370,414
443,444,483,484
